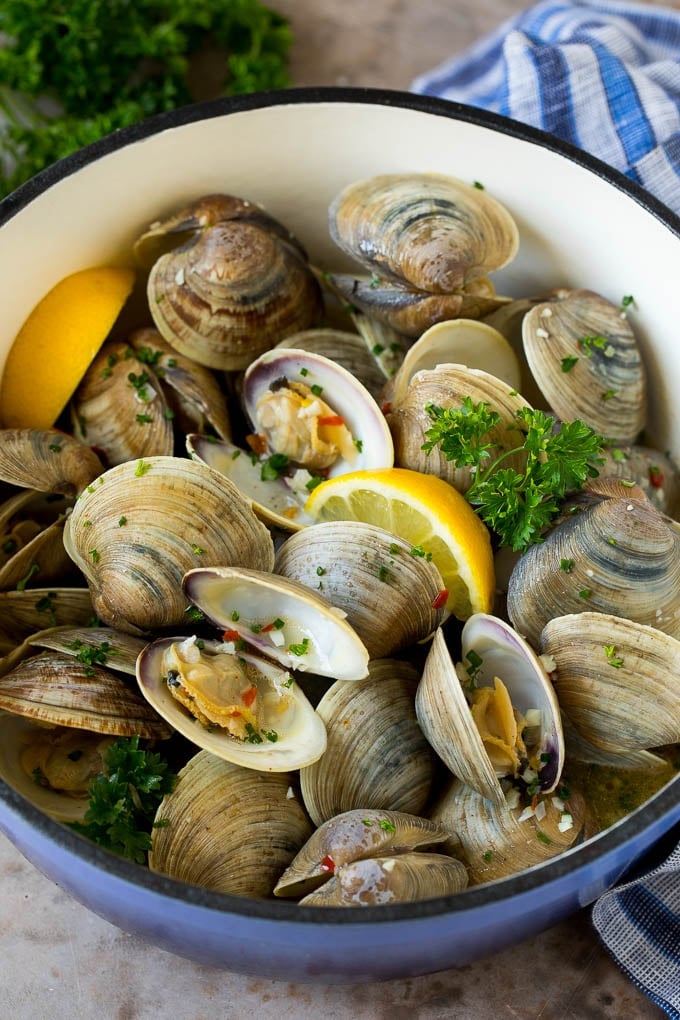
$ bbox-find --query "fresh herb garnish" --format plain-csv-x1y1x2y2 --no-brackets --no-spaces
68,736,176,863
261,452,289,481
604,644,624,668
288,637,311,656
423,400,604,551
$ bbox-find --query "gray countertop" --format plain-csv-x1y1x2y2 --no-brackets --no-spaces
0,1,668,1015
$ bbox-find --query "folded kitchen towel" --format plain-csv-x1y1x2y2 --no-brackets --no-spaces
411,0,680,215
412,4,680,1015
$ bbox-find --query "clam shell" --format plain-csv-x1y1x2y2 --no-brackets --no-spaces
522,289,646,443
299,661,436,827
506,485,680,645
298,852,468,906
0,588,94,644
183,566,369,680
596,444,680,516
274,808,449,898
149,750,312,896
147,220,323,371
0,650,172,739
63,456,275,635
539,612,680,752
137,636,327,772
0,429,103,497
29,625,147,676
274,521,447,658
386,364,529,493
0,489,75,591
275,328,388,400
328,173,519,293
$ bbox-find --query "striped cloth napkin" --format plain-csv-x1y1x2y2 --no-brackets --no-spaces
412,3,680,1015
411,0,680,214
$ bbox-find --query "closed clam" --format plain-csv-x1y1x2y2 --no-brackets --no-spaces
430,777,590,885
299,852,468,906
328,173,519,293
416,617,564,807
274,808,450,898
63,456,275,635
147,219,323,371
299,661,436,827
137,635,327,771
539,612,680,753
273,521,447,658
522,289,646,443
386,364,528,493
596,444,680,515
506,480,680,646
0,428,102,497
149,750,312,896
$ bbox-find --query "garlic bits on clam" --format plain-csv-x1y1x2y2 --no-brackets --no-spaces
183,566,369,680
416,615,564,807
137,636,326,771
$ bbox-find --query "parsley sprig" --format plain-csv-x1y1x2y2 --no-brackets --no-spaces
69,736,176,864
423,399,604,551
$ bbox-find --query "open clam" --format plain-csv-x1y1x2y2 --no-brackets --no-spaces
298,852,468,906
137,635,327,771
183,566,369,680
416,615,564,807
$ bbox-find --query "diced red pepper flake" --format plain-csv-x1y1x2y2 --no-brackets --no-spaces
245,432,268,455
381,401,392,415
320,854,336,874
318,414,345,427
432,589,449,609
260,622,275,633
531,793,538,811
649,466,664,489
222,628,240,642
241,686,257,708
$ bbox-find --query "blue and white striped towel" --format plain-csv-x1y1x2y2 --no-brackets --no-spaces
413,4,680,1015
411,0,680,215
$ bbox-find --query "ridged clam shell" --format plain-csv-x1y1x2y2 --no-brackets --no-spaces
273,521,447,658
274,808,449,898
430,778,590,885
386,364,529,493
149,750,312,896
0,489,75,591
275,329,388,400
63,456,275,635
147,220,323,371
298,852,468,906
0,650,172,739
71,341,174,466
299,661,435,827
596,444,680,516
522,289,646,443
0,588,94,645
539,612,680,752
328,173,519,293
0,429,103,497
506,485,680,646
29,625,147,675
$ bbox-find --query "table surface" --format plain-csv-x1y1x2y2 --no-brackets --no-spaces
0,1,670,1016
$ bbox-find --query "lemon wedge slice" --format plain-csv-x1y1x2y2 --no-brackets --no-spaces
305,467,495,619
0,266,135,429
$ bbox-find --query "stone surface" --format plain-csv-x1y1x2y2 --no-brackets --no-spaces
0,0,668,1015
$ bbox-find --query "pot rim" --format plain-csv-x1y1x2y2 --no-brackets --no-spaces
1,85,679,925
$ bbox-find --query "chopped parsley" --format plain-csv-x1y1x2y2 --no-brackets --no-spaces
288,637,311,656
561,355,579,373
135,459,152,477
261,452,289,481
560,558,575,573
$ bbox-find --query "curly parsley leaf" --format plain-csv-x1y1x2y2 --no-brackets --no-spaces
0,0,292,197
423,402,605,552
68,736,176,864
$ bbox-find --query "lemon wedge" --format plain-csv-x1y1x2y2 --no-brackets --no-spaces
0,266,136,429
305,467,495,619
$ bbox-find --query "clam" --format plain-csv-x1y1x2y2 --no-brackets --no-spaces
63,456,275,635
182,566,369,680
522,289,646,443
416,617,564,807
380,318,522,408
299,852,468,906
539,612,680,753
430,777,591,885
274,521,447,658
328,173,519,293
147,219,323,370
299,661,437,826
148,750,313,896
0,428,103,496
506,480,680,645
137,635,327,771
483,297,551,410
0,588,95,645
596,444,680,516
70,340,174,466
29,625,147,676
0,489,75,592
386,364,529,493
275,328,389,400
274,808,450,899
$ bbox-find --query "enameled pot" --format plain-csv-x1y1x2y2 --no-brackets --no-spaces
0,88,679,983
